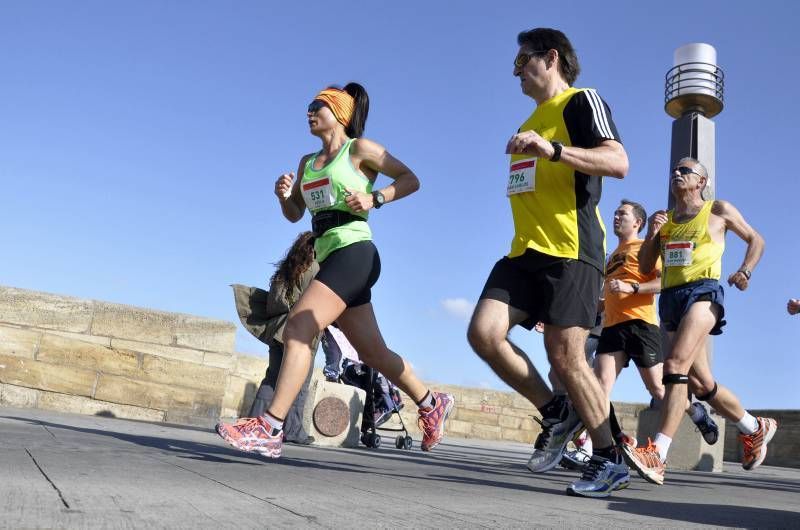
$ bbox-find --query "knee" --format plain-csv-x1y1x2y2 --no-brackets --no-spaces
467,321,501,361
282,316,319,345
663,357,689,375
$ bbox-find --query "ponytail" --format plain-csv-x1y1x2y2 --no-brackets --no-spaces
343,82,369,138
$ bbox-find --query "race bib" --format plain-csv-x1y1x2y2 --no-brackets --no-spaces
302,177,335,211
507,158,537,196
665,241,693,266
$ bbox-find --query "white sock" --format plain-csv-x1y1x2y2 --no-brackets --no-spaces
262,412,284,433
418,391,435,410
688,402,705,422
582,435,593,454
653,433,672,462
736,412,759,435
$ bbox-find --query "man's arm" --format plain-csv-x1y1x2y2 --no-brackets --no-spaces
713,200,765,291
506,136,628,179
639,210,667,274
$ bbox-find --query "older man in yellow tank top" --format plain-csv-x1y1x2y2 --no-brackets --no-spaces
624,157,778,485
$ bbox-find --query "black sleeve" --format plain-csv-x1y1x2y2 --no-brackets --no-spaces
563,89,622,148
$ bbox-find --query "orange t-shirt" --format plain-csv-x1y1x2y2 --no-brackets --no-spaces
603,239,660,328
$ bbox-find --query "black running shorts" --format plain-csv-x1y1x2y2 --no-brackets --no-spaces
315,241,381,308
596,319,663,368
479,249,602,329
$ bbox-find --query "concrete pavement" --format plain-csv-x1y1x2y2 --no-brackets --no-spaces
1,406,798,528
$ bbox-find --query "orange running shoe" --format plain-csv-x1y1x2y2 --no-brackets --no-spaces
621,438,665,485
418,392,455,452
740,417,778,471
216,416,283,458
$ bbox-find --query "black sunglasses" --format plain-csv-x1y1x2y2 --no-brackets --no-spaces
672,166,702,177
514,50,550,68
307,100,328,114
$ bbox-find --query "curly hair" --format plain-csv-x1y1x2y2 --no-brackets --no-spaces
270,231,315,290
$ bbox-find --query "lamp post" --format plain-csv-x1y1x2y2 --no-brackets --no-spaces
665,43,724,208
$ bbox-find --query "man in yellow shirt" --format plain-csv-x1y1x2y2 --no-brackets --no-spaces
626,158,778,485
467,27,630,498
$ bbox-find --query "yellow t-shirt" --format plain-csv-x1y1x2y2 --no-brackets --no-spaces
659,200,724,289
603,239,660,328
508,87,621,272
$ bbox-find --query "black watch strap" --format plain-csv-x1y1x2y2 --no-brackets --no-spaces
549,141,563,162
372,191,385,209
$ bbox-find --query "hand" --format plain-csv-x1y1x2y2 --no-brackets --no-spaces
727,270,749,291
505,130,553,157
608,279,634,294
344,188,373,213
647,210,668,238
788,298,800,315
275,172,295,201
534,321,544,334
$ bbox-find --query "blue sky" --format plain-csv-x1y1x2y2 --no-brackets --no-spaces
2,1,798,408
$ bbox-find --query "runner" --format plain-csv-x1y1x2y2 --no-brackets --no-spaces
217,82,454,457
624,158,777,485
466,28,630,498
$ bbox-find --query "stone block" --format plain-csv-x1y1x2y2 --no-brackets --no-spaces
94,374,221,417
453,407,499,426
222,375,261,417
0,383,40,407
174,315,236,353
636,407,724,472
471,424,502,440
0,325,40,359
37,392,165,422
502,428,535,444
202,351,236,370
91,302,177,345
44,330,112,347
234,355,267,379
303,377,365,448
139,355,227,393
499,415,522,429
501,406,536,419
446,419,473,436
0,354,97,397
0,286,94,333
110,339,204,364
37,334,140,376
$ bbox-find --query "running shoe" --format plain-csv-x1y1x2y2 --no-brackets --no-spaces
216,416,283,458
741,417,778,471
621,438,664,485
560,447,591,471
418,392,455,451
527,404,583,473
615,431,637,449
689,402,719,445
566,451,630,498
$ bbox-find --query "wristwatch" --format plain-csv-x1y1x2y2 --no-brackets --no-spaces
631,282,640,294
738,267,751,280
372,190,385,209
549,141,563,162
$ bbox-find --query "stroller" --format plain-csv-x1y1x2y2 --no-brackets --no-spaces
340,359,414,450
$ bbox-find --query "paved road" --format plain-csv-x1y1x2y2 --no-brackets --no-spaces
1,407,798,528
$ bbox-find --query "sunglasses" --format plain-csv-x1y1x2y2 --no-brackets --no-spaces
514,49,550,68
672,166,702,177
307,100,328,114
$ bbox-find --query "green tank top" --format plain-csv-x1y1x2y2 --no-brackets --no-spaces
301,138,373,262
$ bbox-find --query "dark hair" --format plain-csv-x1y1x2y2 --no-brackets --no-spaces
343,82,369,138
517,28,580,85
621,199,647,233
270,231,315,290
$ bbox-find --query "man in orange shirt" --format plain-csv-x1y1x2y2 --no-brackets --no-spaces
564,200,719,469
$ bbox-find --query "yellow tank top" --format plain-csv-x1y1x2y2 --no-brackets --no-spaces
659,200,723,289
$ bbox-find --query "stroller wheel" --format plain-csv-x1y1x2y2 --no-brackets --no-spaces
403,436,413,450
371,433,381,448
395,435,404,449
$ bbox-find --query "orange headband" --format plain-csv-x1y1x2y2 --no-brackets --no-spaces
314,88,355,127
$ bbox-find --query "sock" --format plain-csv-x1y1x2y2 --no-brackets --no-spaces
262,411,284,435
653,433,671,462
688,402,705,422
593,445,619,462
736,412,759,435
609,403,623,440
418,391,435,410
539,394,568,421
582,435,594,455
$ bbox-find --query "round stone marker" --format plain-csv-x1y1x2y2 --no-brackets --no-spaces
313,397,350,437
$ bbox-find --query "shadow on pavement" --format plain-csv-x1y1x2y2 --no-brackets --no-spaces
608,497,800,527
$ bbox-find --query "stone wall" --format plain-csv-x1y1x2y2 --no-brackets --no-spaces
0,285,264,427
